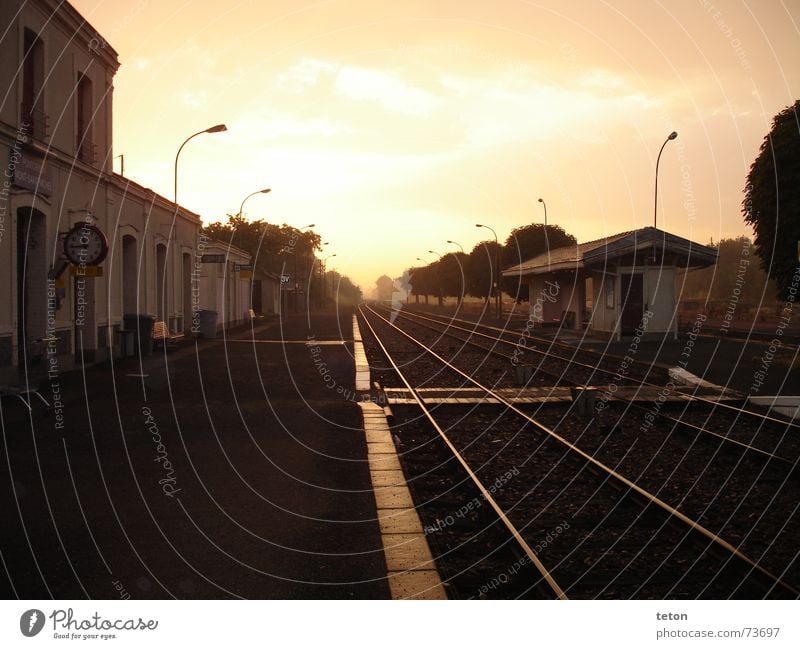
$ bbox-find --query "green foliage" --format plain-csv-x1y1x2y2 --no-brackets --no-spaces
202,214,321,277
466,241,502,300
743,100,800,299
501,224,577,300
327,271,362,305
203,214,362,305
678,236,777,309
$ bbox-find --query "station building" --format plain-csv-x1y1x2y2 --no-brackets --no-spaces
195,238,254,329
502,227,717,341
0,0,238,382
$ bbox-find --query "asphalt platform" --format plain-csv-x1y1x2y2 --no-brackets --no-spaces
0,308,390,599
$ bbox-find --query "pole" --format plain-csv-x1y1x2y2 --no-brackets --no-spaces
654,131,678,229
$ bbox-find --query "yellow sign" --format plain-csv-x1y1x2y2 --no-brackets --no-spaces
239,270,253,279
70,265,103,277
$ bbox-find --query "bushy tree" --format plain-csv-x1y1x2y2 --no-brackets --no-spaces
466,241,502,303
375,275,394,301
743,100,800,299
501,224,577,300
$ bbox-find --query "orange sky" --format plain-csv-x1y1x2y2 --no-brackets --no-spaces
72,0,800,291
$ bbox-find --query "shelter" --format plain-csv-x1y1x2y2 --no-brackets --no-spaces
502,227,717,340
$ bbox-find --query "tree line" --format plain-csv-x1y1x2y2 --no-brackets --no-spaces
203,214,361,306
403,223,576,304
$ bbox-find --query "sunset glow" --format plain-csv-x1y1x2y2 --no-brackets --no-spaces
73,0,799,290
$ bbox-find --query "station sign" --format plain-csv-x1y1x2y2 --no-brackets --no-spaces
10,149,54,197
233,264,253,272
69,265,103,277
201,254,226,263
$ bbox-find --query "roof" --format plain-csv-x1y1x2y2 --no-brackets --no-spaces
202,238,252,262
502,227,717,277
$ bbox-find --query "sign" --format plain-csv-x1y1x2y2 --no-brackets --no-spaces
201,254,226,263
9,148,54,196
69,264,103,277
233,264,253,272
239,270,253,279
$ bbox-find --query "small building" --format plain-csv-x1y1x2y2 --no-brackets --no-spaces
502,227,717,340
251,269,282,318
196,239,253,331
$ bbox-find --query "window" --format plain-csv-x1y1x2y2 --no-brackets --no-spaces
76,73,94,162
606,280,615,309
22,28,46,138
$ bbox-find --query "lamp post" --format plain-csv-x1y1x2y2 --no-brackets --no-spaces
174,124,227,205
476,223,500,318
428,250,445,307
654,131,678,229
169,123,226,332
416,256,430,305
238,188,270,218
323,253,336,305
446,240,466,310
293,223,315,313
446,239,464,253
538,197,551,269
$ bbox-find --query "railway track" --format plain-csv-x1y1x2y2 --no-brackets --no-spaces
359,304,800,599
371,304,800,467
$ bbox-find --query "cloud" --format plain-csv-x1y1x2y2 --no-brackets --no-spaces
275,58,338,92
334,66,441,115
438,69,658,148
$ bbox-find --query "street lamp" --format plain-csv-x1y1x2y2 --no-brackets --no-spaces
323,253,336,304
446,241,466,309
654,131,678,229
428,250,445,307
174,123,227,205
446,240,464,253
538,197,551,268
476,223,500,318
238,188,271,218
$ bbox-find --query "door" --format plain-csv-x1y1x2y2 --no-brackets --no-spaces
620,273,643,335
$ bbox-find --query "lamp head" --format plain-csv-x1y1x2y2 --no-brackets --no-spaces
668,131,678,140
538,198,544,203
260,188,271,194
475,223,483,228
205,124,227,133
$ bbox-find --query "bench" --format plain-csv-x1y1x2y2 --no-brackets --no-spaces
152,320,185,349
551,310,576,329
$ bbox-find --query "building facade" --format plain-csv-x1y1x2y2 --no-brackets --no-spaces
196,239,254,330
0,0,203,381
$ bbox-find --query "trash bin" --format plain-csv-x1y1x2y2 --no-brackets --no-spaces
198,309,218,339
119,329,135,358
123,313,155,356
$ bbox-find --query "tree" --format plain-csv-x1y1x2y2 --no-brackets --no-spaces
501,224,577,300
203,214,321,278
678,237,776,311
375,275,394,301
466,241,502,304
743,100,800,299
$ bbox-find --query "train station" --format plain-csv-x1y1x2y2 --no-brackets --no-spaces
1,0,799,623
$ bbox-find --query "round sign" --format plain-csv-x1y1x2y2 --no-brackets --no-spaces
63,222,108,266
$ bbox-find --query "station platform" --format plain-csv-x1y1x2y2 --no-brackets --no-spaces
0,309,393,599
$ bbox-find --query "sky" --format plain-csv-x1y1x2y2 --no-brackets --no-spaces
72,0,800,291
